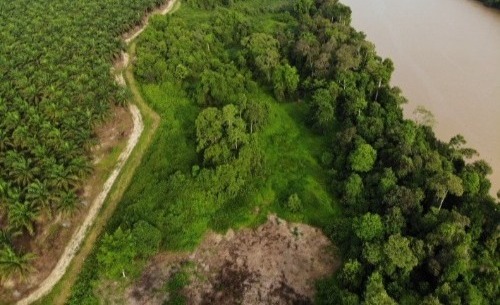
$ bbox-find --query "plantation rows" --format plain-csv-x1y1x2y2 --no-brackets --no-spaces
0,0,165,281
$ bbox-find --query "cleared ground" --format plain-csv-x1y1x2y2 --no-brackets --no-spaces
127,215,339,305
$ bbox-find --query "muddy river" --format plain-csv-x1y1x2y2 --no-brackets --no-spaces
341,0,500,195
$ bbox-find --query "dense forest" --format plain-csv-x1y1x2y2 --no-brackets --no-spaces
68,0,499,304
0,0,169,284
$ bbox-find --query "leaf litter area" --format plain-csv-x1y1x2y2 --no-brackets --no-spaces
127,215,339,305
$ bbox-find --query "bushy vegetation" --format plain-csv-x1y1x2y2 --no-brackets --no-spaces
0,0,172,282
71,0,498,304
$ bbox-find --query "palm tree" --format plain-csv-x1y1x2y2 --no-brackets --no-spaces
47,163,72,191
0,245,36,281
0,229,20,248
67,156,93,178
8,156,35,188
0,179,7,200
1,111,20,133
7,201,39,236
11,125,31,150
0,129,7,151
58,191,79,216
26,180,51,211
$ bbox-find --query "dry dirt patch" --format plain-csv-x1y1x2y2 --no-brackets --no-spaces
127,215,338,305
91,105,133,166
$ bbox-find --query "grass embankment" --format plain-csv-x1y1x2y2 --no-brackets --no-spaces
34,42,160,305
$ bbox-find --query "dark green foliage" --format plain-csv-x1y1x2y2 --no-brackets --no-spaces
349,142,377,173
353,213,384,242
163,268,190,305
195,105,250,165
0,244,36,281
243,100,269,133
243,33,281,82
285,2,499,304
284,193,303,213
363,272,397,305
132,221,162,258
272,64,300,101
67,253,99,305
185,0,239,9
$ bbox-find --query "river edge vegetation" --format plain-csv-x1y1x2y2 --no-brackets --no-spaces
65,0,499,304
0,0,179,299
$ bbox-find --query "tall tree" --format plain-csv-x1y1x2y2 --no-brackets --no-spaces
243,33,281,81
349,142,377,173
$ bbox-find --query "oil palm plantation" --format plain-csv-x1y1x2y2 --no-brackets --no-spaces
0,0,168,283
0,245,36,281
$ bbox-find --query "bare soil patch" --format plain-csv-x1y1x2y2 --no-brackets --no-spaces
91,105,134,167
0,105,133,304
126,215,339,305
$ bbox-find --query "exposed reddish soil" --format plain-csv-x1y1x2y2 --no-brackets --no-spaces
127,215,339,305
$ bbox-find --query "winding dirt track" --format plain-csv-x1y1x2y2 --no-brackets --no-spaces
16,1,176,304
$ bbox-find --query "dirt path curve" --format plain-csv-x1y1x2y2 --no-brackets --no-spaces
16,1,176,304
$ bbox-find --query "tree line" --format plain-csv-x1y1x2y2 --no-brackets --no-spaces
285,1,498,304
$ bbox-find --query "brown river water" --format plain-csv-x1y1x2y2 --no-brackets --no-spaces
341,0,500,195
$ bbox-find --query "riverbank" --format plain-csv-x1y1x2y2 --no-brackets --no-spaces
342,0,500,196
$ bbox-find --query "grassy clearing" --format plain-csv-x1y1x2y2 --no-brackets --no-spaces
255,98,339,227
114,0,338,243
208,93,340,232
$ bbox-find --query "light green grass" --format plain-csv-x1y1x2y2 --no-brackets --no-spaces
220,92,339,230
164,87,340,233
